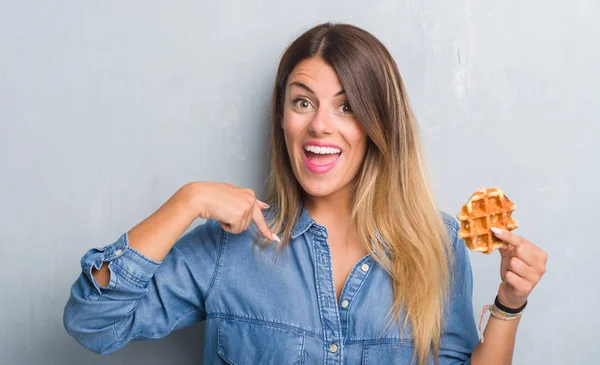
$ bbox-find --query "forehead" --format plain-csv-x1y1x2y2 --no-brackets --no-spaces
287,58,343,92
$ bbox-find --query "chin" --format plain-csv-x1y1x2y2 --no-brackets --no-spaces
297,177,342,198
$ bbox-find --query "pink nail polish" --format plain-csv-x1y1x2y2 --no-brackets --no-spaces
490,227,503,236
272,233,280,243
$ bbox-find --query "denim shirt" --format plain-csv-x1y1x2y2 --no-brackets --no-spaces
63,207,479,364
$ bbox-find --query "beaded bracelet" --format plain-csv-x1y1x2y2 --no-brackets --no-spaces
489,305,522,321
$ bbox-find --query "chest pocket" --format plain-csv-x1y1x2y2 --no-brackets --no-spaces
217,318,306,365
362,342,418,365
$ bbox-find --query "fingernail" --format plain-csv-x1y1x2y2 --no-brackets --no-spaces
490,227,504,236
263,203,270,209
272,233,280,243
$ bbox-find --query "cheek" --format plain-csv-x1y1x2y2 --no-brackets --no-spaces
346,123,368,156
281,104,298,129
281,119,299,159
281,113,306,145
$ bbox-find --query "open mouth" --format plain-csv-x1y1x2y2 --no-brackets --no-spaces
302,145,342,173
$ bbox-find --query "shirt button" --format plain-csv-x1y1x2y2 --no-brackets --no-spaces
115,249,123,256
361,263,370,272
329,343,338,353
341,300,349,308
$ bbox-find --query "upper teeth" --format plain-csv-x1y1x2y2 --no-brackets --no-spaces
304,145,341,154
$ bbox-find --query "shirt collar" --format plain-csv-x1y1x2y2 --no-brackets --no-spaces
291,204,316,239
289,205,379,246
276,203,381,255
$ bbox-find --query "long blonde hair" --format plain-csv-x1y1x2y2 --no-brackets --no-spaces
263,23,452,365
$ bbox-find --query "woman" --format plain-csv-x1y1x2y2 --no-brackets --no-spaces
64,23,547,364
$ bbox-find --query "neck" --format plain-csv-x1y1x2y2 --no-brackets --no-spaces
303,185,354,229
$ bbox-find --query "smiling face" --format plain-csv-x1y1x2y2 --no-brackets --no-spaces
281,57,368,200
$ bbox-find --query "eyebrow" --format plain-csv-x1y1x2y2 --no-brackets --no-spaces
289,81,345,97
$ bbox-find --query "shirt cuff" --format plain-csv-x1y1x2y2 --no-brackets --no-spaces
80,233,161,295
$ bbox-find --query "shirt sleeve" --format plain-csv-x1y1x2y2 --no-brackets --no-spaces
439,214,480,364
63,219,224,355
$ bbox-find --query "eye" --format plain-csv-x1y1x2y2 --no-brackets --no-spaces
292,98,313,110
340,101,353,114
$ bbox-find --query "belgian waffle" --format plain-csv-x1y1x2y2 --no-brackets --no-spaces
456,188,518,254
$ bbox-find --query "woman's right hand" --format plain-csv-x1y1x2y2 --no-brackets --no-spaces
192,182,279,242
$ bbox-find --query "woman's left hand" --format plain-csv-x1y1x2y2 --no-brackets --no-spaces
491,227,548,309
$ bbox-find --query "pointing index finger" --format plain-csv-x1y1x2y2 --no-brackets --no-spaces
256,200,270,210
252,202,280,243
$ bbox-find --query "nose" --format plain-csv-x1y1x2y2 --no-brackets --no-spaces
308,107,334,136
